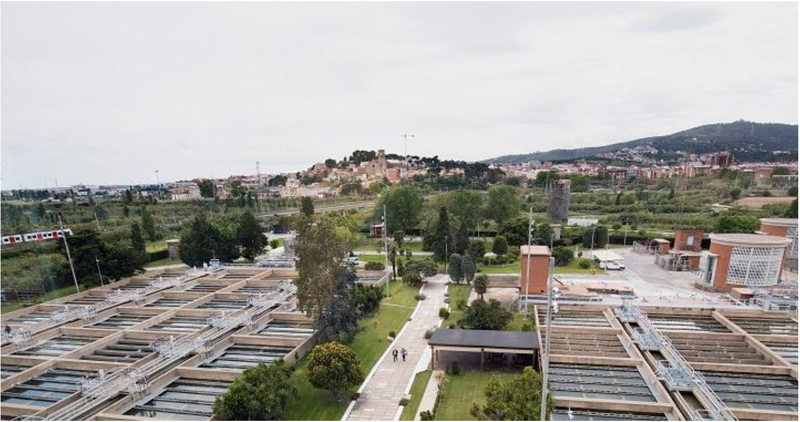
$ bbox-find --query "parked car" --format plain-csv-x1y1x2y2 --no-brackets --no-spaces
600,261,623,270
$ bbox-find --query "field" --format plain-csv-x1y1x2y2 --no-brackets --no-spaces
735,196,796,208
434,372,517,421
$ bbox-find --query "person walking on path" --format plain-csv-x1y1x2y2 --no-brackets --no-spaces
392,348,399,362
401,347,408,362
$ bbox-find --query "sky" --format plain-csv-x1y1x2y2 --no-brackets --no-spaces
2,2,797,189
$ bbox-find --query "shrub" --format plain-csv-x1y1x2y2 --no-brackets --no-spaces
212,361,296,420
389,331,397,339
521,322,534,332
307,342,365,401
552,246,574,267
399,397,409,406
420,411,435,421
612,223,622,230
353,284,383,317
448,322,457,329
577,259,591,269
415,294,427,301
364,261,385,271
424,329,435,339
456,299,466,310
439,308,450,319
460,299,513,330
446,362,461,376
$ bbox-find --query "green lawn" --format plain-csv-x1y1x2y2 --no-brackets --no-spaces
400,370,433,420
444,284,471,327
507,312,535,331
1,284,85,314
145,240,167,253
353,239,424,252
284,281,419,420
479,260,605,275
143,257,180,268
435,372,516,421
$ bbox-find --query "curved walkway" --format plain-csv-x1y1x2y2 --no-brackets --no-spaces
345,274,448,421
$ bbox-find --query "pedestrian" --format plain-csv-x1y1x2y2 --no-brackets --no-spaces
4,325,11,335
392,348,399,362
401,347,407,362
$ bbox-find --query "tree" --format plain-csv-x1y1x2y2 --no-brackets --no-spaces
789,185,798,197
729,187,742,201
325,158,337,168
460,299,512,330
714,213,760,233
374,185,424,233
93,205,107,221
535,223,553,246
772,166,790,177
786,199,798,218
122,205,130,218
393,230,405,250
448,254,464,284
402,258,438,287
198,179,216,198
103,245,144,281
455,221,470,255
315,267,360,343
238,210,268,261
179,212,239,267
388,246,398,279
124,189,134,204
430,207,453,262
307,342,364,401
140,206,157,241
492,236,509,256
213,361,297,421
352,283,383,317
485,185,520,225
294,218,349,320
581,226,608,249
462,255,476,283
61,227,107,287
469,239,487,259
445,190,484,229
300,197,315,216
470,367,552,421
473,274,488,300
130,222,147,262
552,246,574,267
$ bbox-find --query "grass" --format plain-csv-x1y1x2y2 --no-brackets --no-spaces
145,240,167,253
143,257,180,268
506,313,535,331
444,284,471,327
479,259,606,275
284,281,419,420
435,372,516,421
401,370,433,420
1,284,85,314
353,239,424,252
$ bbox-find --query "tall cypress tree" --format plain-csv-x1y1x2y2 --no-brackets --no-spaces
431,207,453,262
130,222,147,263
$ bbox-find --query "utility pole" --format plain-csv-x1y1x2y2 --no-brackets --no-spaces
541,257,556,421
383,205,390,298
524,207,533,316
59,214,80,294
155,170,161,199
95,257,105,286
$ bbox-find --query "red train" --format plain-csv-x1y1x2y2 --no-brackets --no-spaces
2,229,73,246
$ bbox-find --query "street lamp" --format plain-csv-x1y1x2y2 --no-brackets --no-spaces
95,257,105,286
541,257,558,421
59,214,80,294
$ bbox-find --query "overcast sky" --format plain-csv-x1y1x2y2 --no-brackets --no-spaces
2,2,797,189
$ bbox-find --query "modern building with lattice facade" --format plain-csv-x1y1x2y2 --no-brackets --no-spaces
759,218,798,271
705,234,792,291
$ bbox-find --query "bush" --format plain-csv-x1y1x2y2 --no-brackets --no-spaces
446,362,461,376
212,361,296,420
439,308,450,319
403,258,439,287
399,397,409,406
307,342,365,401
415,294,427,301
389,331,397,339
424,328,435,339
577,259,591,269
456,299,466,310
364,261,385,271
612,223,622,230
521,322,534,332
420,411,435,421
460,299,513,330
448,322,457,329
552,246,574,267
353,284,383,317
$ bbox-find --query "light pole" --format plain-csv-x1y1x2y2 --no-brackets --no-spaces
383,205,390,298
524,207,534,316
541,257,557,421
155,170,161,199
59,215,80,294
95,257,105,286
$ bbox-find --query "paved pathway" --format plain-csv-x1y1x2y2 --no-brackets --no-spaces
346,275,447,421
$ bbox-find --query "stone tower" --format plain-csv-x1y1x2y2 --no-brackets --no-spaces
547,179,570,223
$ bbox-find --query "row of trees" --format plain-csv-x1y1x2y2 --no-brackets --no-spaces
179,210,268,266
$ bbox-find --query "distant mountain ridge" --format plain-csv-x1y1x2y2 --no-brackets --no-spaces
484,121,799,164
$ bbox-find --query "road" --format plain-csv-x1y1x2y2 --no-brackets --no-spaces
258,200,375,218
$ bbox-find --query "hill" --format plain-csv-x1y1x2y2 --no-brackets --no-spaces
484,121,798,164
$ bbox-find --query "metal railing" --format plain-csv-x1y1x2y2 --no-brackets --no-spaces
28,279,297,421
615,302,738,421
